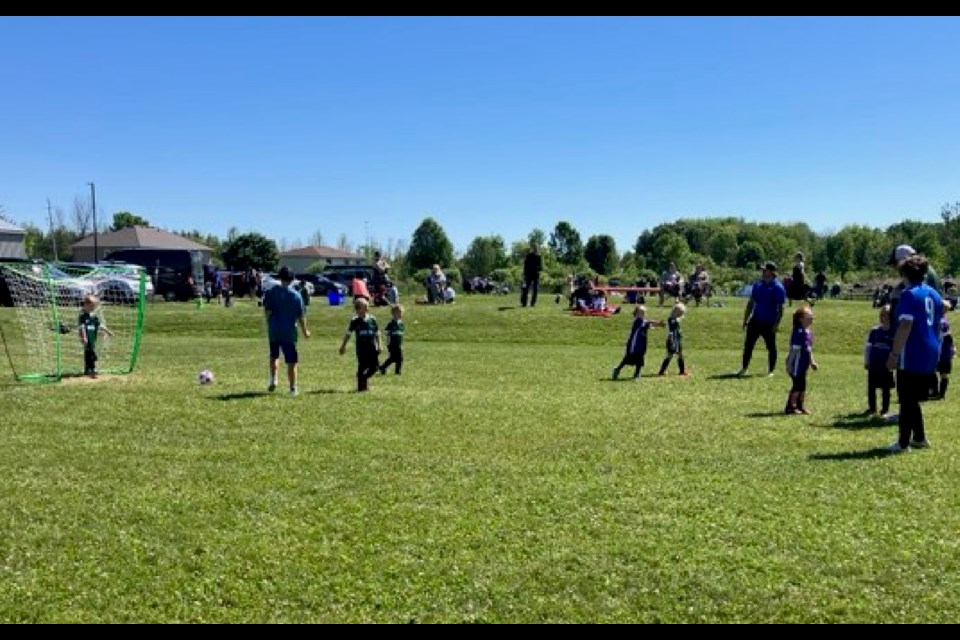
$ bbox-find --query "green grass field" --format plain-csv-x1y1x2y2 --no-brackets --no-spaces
2,294,960,623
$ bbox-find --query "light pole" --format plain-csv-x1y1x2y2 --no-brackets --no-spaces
88,182,98,263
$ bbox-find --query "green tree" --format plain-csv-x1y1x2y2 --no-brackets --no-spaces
736,241,765,269
111,211,150,231
706,228,739,265
548,221,583,265
528,228,546,248
406,217,455,273
461,235,507,278
584,234,618,275
221,233,279,272
825,234,854,278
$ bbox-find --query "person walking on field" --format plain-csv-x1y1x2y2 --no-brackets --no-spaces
263,266,311,396
737,262,787,377
521,242,543,307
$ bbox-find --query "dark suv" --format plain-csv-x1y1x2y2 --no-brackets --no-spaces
320,267,375,288
295,273,348,296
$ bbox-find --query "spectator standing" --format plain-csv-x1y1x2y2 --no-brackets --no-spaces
521,243,543,307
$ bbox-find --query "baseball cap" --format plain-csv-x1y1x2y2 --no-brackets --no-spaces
278,266,294,282
888,244,916,265
763,261,778,273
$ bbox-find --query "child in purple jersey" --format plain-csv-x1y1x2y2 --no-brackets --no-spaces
784,305,818,415
611,305,664,380
863,305,895,416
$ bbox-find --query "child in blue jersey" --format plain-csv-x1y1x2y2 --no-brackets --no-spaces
784,305,818,414
340,296,382,392
935,301,954,399
263,267,311,396
611,305,664,380
657,302,688,376
863,305,895,416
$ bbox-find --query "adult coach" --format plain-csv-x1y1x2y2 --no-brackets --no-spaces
263,266,311,396
886,255,943,453
520,243,543,308
737,261,787,377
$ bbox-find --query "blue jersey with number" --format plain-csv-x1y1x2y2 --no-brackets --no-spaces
750,278,786,324
896,283,943,373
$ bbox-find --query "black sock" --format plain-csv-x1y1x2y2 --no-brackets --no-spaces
940,378,949,398
678,357,686,374
659,358,670,375
633,366,641,378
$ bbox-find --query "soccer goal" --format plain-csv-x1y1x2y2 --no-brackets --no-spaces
0,261,146,382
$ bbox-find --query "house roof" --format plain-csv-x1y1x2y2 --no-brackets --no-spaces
282,245,364,260
0,219,25,234
71,225,211,251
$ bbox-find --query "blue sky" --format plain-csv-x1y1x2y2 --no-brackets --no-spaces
2,16,959,256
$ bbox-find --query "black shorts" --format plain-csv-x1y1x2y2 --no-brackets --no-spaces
269,341,299,364
621,352,646,367
790,373,807,393
938,360,953,375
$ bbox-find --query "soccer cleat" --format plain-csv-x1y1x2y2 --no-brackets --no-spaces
736,368,748,377
884,413,899,423
909,439,930,449
886,442,910,454
289,387,299,397
767,371,775,378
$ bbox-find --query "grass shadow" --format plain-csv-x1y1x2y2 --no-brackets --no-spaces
708,373,749,380
308,389,350,395
808,447,901,461
498,306,517,311
212,391,270,401
826,413,891,430
745,411,793,418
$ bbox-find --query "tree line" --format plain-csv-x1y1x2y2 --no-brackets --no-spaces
9,202,960,291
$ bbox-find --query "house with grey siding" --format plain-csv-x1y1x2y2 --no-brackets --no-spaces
71,226,213,263
0,219,27,258
279,246,367,273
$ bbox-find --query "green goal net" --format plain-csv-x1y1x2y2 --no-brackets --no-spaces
0,261,146,382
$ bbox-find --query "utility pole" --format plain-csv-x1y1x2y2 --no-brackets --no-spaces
88,182,98,263
47,197,58,261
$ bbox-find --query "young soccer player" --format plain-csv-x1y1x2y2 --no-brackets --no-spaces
78,294,114,378
611,305,664,380
379,303,405,375
657,302,688,376
339,296,382,392
784,305,818,414
863,305,895,416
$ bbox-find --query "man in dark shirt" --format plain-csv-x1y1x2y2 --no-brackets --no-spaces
520,243,543,308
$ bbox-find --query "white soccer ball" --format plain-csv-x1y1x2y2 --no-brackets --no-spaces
198,369,215,385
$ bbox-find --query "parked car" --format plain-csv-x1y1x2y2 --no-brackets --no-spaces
0,261,94,307
57,262,155,300
295,273,348,297
104,248,204,301
320,267,375,289
262,274,314,297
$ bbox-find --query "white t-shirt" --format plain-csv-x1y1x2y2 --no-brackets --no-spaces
444,286,456,302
